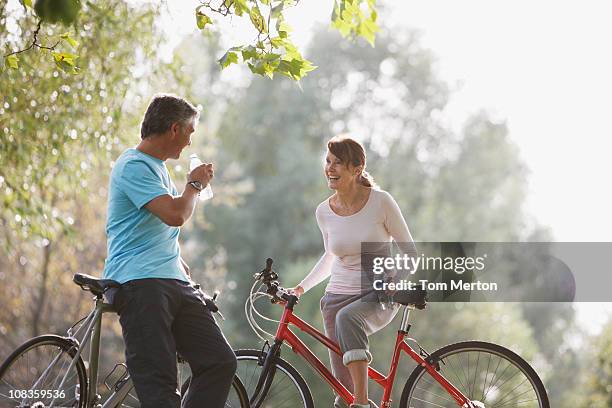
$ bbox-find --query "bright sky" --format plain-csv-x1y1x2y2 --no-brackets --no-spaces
386,1,612,334
160,0,612,334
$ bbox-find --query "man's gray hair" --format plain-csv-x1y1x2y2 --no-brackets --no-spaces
141,94,200,139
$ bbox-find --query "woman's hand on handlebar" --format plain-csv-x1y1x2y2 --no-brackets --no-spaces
289,286,304,297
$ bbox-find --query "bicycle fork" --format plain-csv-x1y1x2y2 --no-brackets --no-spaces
250,340,282,408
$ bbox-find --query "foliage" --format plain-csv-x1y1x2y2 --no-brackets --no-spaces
33,0,81,26
331,0,378,45
3,0,80,72
0,0,162,244
580,319,612,407
4,0,379,81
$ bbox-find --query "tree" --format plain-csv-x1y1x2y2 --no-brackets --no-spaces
4,0,379,80
0,0,191,381
581,319,612,407
0,0,165,245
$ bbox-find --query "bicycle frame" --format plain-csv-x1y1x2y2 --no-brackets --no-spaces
269,299,473,408
48,295,132,408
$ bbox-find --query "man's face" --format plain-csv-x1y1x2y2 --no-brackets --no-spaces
170,117,196,159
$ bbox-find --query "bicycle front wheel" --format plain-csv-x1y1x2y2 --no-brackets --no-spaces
399,341,549,408
0,335,87,408
235,349,314,408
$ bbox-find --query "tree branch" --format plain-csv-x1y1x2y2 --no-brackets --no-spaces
4,20,61,58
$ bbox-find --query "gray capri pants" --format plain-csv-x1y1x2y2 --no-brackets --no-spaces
320,291,399,407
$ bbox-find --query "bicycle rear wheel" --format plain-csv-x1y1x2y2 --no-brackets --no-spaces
235,349,314,408
0,335,87,408
180,374,250,407
399,341,549,408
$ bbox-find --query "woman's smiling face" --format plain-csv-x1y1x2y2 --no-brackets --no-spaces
324,150,360,190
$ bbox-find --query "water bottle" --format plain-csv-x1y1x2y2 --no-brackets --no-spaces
189,154,213,201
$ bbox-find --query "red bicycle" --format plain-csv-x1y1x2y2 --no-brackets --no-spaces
236,259,550,408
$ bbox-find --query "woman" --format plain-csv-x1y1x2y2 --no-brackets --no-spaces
292,135,416,408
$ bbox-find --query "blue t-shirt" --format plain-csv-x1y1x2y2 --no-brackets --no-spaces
102,148,188,284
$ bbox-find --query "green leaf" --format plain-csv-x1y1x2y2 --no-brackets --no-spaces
241,45,258,61
263,53,281,62
233,0,249,16
263,64,275,79
277,57,316,80
60,32,79,49
270,37,284,49
52,52,78,64
20,0,32,8
218,50,239,69
282,40,299,59
249,6,267,33
271,2,284,18
195,7,213,30
330,0,379,46
5,55,19,69
247,60,265,75
52,52,79,74
357,18,378,46
277,20,292,34
277,20,292,39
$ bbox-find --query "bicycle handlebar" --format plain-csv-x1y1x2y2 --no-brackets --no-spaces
253,258,296,304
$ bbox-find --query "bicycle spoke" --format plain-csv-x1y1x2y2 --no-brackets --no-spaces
243,360,259,390
0,391,18,402
491,368,522,397
494,397,540,407
263,373,290,399
441,359,466,396
466,352,470,395
482,353,504,401
493,377,531,407
443,353,469,393
480,351,493,402
470,351,481,398
414,385,456,405
275,391,303,408
410,395,449,408
483,359,512,401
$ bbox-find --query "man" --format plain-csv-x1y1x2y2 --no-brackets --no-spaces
102,94,237,408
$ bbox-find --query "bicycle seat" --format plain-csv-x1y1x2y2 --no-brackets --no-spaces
73,273,120,296
392,288,427,310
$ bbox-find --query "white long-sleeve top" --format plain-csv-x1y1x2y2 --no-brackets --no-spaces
299,189,414,294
